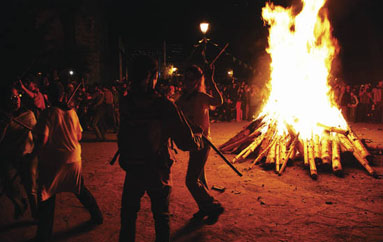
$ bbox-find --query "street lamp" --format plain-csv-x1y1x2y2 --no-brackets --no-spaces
200,22,209,35
228,69,234,78
199,22,210,64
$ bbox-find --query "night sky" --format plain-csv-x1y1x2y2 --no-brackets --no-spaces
1,0,382,85
113,0,383,85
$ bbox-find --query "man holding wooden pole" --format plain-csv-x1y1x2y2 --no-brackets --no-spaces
176,63,225,224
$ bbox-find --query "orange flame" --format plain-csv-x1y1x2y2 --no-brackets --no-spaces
259,0,346,139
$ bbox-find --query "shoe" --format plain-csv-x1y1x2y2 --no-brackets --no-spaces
203,205,224,225
191,204,225,225
90,215,103,225
90,210,103,225
191,210,208,221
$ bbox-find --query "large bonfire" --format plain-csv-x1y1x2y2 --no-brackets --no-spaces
219,0,378,179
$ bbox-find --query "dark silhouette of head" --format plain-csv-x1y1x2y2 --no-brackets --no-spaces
47,82,65,106
128,55,158,93
183,65,205,93
0,82,21,112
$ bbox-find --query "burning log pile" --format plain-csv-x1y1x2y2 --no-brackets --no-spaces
220,0,380,180
219,116,378,180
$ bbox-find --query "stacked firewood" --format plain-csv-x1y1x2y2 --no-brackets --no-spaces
219,115,378,179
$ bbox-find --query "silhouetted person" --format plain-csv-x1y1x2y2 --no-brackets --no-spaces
176,64,224,224
118,55,202,242
33,82,103,242
0,83,37,219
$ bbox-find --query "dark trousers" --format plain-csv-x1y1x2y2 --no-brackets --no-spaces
91,105,107,140
186,142,218,211
105,104,117,131
119,167,171,242
0,158,26,218
36,178,102,241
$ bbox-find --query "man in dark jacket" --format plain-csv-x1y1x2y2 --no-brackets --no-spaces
118,55,202,242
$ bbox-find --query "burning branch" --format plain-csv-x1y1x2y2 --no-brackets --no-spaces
220,0,379,180
220,115,378,179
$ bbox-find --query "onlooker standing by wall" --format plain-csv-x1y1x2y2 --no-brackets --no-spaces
248,85,258,121
357,84,372,122
103,85,117,133
111,85,120,131
372,81,383,123
340,85,359,122
89,84,106,141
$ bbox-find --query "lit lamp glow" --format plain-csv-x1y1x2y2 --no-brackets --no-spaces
228,69,234,78
200,22,209,35
167,65,178,76
69,70,74,76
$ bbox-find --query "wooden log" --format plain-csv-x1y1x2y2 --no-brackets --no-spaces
320,132,332,168
249,138,277,168
331,135,343,177
317,122,348,135
258,122,277,151
289,147,297,160
303,139,309,167
353,152,378,178
221,122,265,152
232,133,265,163
265,137,277,166
279,133,299,175
308,139,318,180
313,134,322,164
275,138,281,173
296,138,304,158
347,128,373,162
278,136,288,173
219,115,265,150
242,132,265,159
338,134,378,178
220,129,261,153
284,122,298,140
338,134,354,152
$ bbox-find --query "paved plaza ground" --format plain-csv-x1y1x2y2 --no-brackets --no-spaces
1,121,383,242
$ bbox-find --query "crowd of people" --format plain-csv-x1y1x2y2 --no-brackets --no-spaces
0,56,228,242
163,78,262,123
10,72,382,145
11,72,263,145
0,79,104,242
334,81,383,123
1,57,382,241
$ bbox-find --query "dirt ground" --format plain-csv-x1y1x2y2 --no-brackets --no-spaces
1,121,382,242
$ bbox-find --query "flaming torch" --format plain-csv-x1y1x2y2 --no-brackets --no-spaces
219,0,378,179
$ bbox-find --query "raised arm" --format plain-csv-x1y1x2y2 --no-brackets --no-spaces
205,65,223,107
19,80,36,98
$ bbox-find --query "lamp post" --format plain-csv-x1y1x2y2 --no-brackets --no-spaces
200,22,209,35
199,22,210,64
228,69,234,78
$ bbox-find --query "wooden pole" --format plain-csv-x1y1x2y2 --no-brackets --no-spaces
308,139,318,180
321,132,332,168
331,135,343,177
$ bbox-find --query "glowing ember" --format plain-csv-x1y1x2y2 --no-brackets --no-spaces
259,0,345,139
